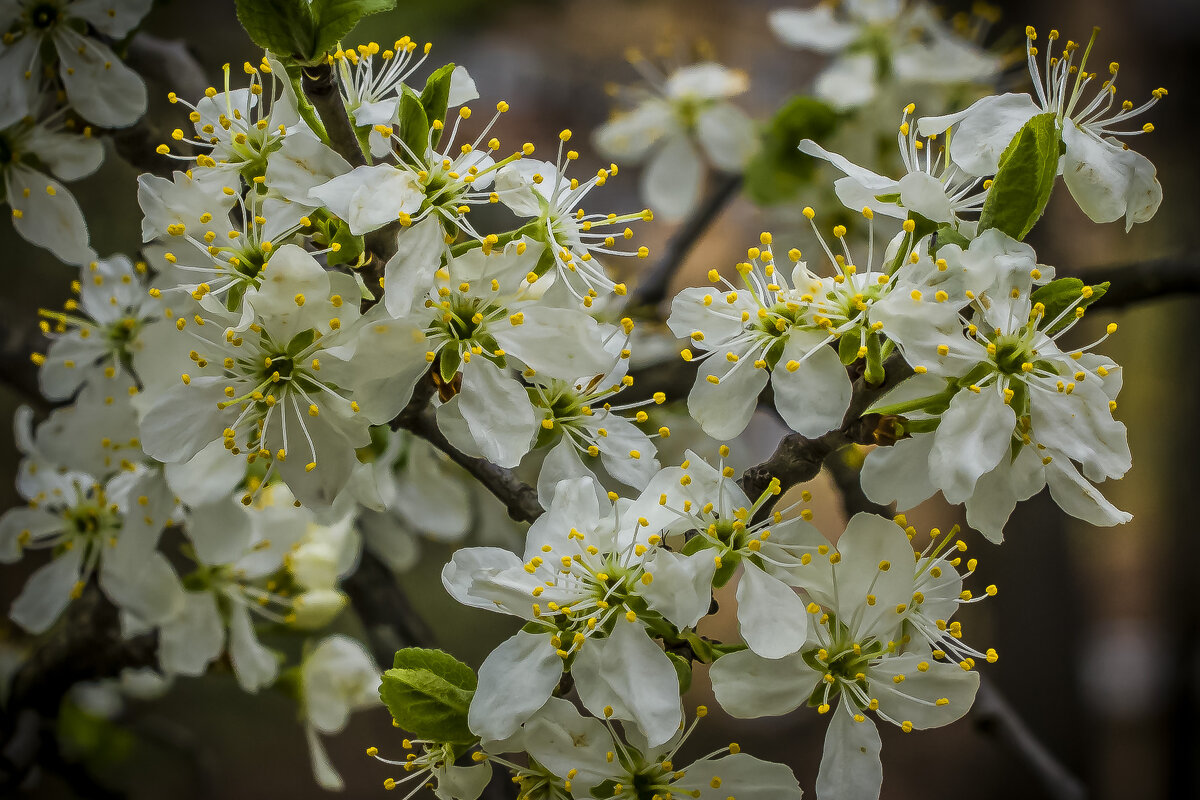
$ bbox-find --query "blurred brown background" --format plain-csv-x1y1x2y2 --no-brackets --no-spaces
1,0,1197,797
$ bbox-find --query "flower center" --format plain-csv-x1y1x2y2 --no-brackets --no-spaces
30,3,59,29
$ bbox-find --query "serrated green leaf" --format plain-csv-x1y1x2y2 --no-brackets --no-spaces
421,63,456,148
311,0,397,58
1030,277,1109,334
235,0,315,60
380,648,477,745
978,112,1059,241
744,97,840,205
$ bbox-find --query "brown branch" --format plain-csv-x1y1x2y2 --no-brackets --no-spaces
400,407,543,524
343,550,435,667
624,173,743,314
299,62,366,169
971,676,1088,800
739,354,911,517
1061,253,1200,309
0,584,157,792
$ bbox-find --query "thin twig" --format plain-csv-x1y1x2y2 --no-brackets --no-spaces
624,173,743,313
1062,253,1200,309
300,62,366,169
971,676,1088,800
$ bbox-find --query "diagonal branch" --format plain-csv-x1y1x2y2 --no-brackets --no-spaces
971,676,1088,800
1062,253,1200,309
624,173,743,313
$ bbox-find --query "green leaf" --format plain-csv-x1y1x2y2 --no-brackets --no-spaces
1030,278,1109,334
396,85,430,166
286,329,316,355
311,0,397,58
380,648,477,745
235,0,315,60
978,112,1059,241
420,63,456,148
744,97,840,205
236,0,395,64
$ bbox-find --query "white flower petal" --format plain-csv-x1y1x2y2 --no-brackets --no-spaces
696,103,757,172
771,335,851,438
815,702,883,800
10,546,84,633
52,28,147,128
5,165,94,265
384,216,445,317
573,619,682,747
736,560,808,658
642,134,704,222
861,433,937,510
158,591,224,676
769,6,860,53
918,93,1039,176
686,351,768,441
640,548,717,629
468,631,563,741
709,648,815,718
453,359,537,468
929,389,1015,504
227,601,279,692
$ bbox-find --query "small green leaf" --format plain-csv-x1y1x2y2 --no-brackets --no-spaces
380,648,477,745
931,225,970,254
1030,278,1109,334
978,112,1059,241
311,0,397,59
235,0,315,60
421,63,456,148
712,551,741,589
744,97,840,205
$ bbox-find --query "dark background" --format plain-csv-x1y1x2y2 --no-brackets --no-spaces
1,0,1197,797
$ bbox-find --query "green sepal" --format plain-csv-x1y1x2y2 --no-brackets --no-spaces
1029,278,1110,335
863,331,885,385
838,332,861,366
744,97,841,205
286,329,316,356
379,647,478,745
438,347,461,385
679,535,713,556
666,651,693,693
681,631,717,664
327,220,364,266
712,550,741,589
978,112,1059,241
420,63,456,149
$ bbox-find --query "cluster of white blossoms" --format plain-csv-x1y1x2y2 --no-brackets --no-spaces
1,0,152,263
0,3,1163,798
